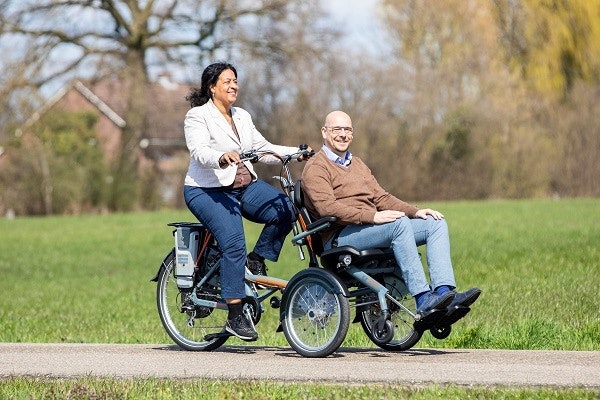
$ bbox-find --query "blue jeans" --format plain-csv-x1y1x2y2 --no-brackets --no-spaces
184,180,295,299
325,216,456,295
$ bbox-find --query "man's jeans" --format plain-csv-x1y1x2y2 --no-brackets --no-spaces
184,180,295,299
325,216,456,295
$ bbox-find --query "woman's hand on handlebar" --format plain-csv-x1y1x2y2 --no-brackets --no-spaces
227,145,314,166
218,151,241,168
297,144,315,162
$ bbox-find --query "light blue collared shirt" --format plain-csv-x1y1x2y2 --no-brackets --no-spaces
322,145,352,167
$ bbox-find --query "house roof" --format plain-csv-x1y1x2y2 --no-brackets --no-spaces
85,77,191,147
15,80,126,136
15,77,191,153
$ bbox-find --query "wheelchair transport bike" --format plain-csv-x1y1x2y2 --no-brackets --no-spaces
152,148,471,357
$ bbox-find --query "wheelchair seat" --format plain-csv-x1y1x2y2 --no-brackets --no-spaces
293,180,396,270
319,246,396,270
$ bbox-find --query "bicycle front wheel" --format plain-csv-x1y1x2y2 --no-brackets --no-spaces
156,249,228,351
282,274,350,358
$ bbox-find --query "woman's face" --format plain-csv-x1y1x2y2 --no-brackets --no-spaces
211,68,238,109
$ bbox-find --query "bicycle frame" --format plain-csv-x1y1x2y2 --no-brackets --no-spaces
154,147,456,356
160,148,312,319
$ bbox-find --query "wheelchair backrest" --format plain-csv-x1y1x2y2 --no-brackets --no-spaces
294,179,326,256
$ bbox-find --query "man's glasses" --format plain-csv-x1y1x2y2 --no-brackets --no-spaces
325,126,353,136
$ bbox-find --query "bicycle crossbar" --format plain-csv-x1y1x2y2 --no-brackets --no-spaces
248,275,288,289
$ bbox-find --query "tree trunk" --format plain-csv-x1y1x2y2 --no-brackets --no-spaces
109,49,148,211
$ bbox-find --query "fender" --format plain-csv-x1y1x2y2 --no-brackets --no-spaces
150,248,175,282
279,267,349,322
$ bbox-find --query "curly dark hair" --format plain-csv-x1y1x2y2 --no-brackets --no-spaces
186,62,237,108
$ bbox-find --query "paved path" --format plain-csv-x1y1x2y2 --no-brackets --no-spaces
1,343,598,388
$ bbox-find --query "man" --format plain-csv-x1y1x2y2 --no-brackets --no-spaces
301,110,480,323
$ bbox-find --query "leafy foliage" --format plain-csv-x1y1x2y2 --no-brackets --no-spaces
0,110,107,214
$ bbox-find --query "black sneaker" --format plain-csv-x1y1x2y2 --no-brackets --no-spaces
414,292,454,330
449,288,481,308
416,291,455,314
247,257,268,276
225,315,258,341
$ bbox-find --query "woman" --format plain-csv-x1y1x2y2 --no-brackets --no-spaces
183,62,310,341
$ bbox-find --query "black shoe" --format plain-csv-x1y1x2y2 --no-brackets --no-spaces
436,306,471,327
414,309,447,331
247,256,268,276
435,288,481,327
449,288,481,308
225,315,258,341
417,291,455,314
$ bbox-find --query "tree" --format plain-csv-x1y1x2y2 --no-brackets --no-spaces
0,110,106,215
0,0,304,211
491,0,600,197
374,0,507,199
376,0,600,199
494,0,600,97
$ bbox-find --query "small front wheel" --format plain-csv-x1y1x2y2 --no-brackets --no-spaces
282,274,350,358
156,249,228,351
430,325,452,340
360,285,422,351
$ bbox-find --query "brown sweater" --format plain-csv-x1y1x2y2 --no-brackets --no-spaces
301,150,419,244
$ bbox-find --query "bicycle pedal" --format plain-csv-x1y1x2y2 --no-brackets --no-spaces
270,296,281,309
204,331,233,341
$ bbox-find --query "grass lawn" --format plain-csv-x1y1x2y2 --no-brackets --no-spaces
0,198,598,398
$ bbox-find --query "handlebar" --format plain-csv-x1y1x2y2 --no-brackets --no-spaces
239,147,314,164
237,146,314,262
237,147,313,192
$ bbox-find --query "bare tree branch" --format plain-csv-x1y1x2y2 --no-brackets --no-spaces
0,0,334,211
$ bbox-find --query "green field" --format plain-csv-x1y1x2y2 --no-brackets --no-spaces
0,198,598,398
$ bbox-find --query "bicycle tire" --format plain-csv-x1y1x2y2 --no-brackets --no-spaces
282,273,350,358
156,249,228,351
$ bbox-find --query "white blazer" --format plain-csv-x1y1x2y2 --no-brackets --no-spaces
184,99,298,188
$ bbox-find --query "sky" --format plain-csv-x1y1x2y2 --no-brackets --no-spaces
26,0,386,98
323,0,387,54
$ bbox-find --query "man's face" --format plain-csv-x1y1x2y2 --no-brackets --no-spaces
322,112,353,157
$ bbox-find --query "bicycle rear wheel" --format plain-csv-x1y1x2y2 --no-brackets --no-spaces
156,249,228,351
282,274,350,358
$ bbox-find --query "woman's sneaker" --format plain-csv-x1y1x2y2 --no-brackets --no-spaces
247,253,268,288
225,315,258,342
247,256,268,276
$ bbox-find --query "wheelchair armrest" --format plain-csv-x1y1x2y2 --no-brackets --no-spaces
291,216,336,246
306,216,337,231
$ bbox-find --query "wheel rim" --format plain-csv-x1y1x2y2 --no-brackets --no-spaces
285,280,343,352
157,253,228,350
